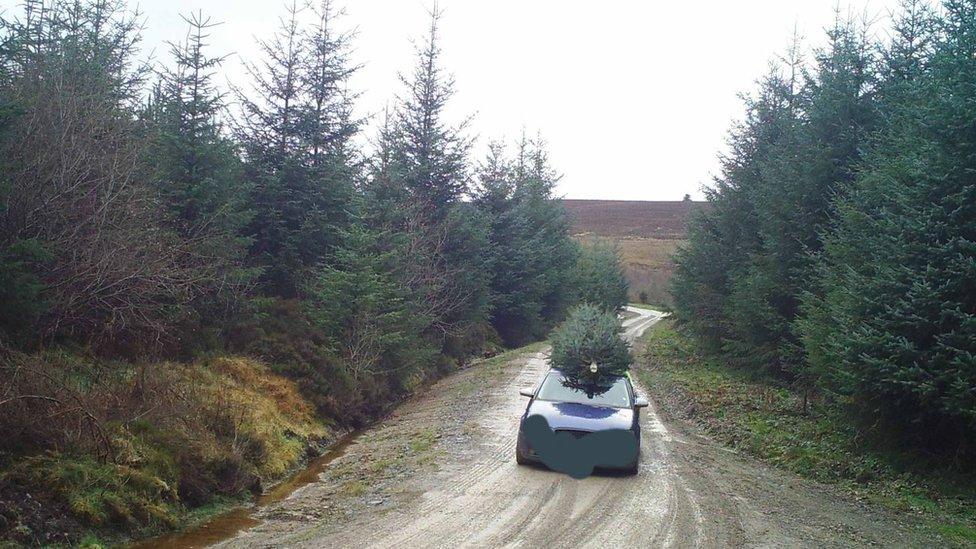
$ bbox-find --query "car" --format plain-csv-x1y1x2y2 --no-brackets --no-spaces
515,368,649,476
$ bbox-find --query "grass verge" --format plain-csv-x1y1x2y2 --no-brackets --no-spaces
634,319,976,547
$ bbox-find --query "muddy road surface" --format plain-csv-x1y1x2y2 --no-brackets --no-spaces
213,307,932,548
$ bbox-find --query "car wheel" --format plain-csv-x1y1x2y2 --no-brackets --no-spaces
623,461,639,475
516,448,529,465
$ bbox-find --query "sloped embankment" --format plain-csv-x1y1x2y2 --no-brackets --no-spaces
0,352,330,546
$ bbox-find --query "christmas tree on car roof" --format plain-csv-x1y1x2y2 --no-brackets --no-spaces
549,304,632,384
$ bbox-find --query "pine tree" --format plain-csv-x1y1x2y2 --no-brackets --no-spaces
508,136,577,335
574,240,629,313
673,57,800,356
236,1,357,298
473,141,535,346
387,4,471,220
717,37,808,372
674,17,878,378
473,136,577,346
549,304,632,376
306,221,436,386
799,0,976,450
301,0,360,213
148,12,251,290
373,5,490,357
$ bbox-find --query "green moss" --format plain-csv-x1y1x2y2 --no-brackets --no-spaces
1,351,329,546
4,454,181,530
636,320,976,545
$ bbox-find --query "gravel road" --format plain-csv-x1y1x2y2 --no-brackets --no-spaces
215,307,934,548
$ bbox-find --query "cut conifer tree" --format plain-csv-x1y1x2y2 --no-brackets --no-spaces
549,304,632,378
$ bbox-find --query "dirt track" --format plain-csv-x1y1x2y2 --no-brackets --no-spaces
215,308,933,548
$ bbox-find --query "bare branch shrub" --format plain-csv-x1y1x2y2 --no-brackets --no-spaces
0,0,223,349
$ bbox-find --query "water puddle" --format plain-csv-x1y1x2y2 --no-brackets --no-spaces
130,431,360,549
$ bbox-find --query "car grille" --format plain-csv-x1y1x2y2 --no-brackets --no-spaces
555,429,591,439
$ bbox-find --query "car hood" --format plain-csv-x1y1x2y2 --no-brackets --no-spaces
527,400,634,432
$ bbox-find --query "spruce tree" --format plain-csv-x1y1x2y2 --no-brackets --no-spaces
673,59,799,356
674,17,878,378
374,5,490,357
306,220,436,388
387,5,471,220
236,1,357,298
513,136,578,323
549,304,632,376
303,0,359,168
473,136,577,346
800,0,976,450
148,12,251,291
574,240,629,314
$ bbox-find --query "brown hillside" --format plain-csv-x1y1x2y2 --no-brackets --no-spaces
562,199,705,239
563,200,707,306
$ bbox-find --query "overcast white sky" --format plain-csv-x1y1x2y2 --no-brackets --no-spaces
2,0,900,200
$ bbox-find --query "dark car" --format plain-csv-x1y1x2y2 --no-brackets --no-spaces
516,368,649,476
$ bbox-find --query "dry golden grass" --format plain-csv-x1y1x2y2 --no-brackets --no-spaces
577,236,684,305
611,238,682,268
0,352,328,544
177,357,327,479
565,200,698,306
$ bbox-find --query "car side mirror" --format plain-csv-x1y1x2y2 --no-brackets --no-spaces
519,387,535,398
634,396,649,408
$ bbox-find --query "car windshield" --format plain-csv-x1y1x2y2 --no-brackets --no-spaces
535,370,631,408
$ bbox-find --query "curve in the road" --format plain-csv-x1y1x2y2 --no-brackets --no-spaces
217,306,932,548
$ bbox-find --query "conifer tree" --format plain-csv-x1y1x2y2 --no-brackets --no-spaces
799,0,976,450
303,0,359,167
513,138,579,325
675,16,878,377
387,4,471,220
301,0,360,220
673,59,800,355
574,240,629,314
749,17,875,372
306,221,435,388
473,136,577,346
473,141,524,344
374,5,490,355
0,0,205,348
148,12,251,292
236,1,357,298
550,304,632,376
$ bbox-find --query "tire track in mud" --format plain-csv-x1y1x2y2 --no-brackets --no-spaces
217,307,936,549
383,352,565,548
322,309,703,549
